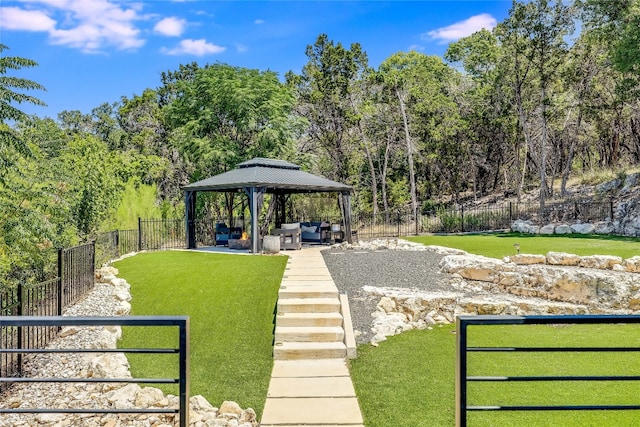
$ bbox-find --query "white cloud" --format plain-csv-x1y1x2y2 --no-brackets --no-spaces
424,13,497,43
235,43,248,53
161,39,226,56
154,17,186,37
1,0,146,53
0,6,56,31
254,19,264,24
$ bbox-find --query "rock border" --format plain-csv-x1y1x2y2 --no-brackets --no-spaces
0,257,258,427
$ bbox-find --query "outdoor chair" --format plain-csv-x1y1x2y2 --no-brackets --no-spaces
215,223,242,246
271,223,302,250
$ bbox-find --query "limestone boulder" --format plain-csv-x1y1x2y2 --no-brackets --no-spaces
540,224,555,235
219,400,243,417
89,353,131,379
371,311,411,343
546,252,582,266
439,254,509,282
107,383,141,409
578,255,623,270
376,296,396,313
594,221,614,234
623,256,640,273
425,245,467,255
571,223,595,234
511,219,531,233
554,224,572,234
135,387,168,408
509,254,547,265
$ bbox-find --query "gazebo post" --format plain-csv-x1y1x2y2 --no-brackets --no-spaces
342,192,353,244
185,190,197,249
246,186,265,253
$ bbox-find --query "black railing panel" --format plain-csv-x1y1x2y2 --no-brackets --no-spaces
456,314,640,427
60,244,95,308
0,316,189,427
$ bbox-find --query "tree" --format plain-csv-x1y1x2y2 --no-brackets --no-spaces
583,0,640,92
164,63,301,222
287,34,369,184
378,52,463,214
496,0,575,207
446,29,518,198
0,44,46,162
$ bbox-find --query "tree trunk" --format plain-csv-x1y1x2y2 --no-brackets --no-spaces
395,85,418,220
382,132,392,222
539,85,548,209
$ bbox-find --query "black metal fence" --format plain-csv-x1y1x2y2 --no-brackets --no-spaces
0,316,190,427
345,200,614,238
456,314,640,427
1,242,96,392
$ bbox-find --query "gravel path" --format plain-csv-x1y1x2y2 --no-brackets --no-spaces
321,247,451,344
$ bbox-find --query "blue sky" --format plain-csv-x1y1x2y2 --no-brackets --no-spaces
1,1,512,118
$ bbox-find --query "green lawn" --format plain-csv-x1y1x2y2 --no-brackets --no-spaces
351,324,640,427
406,232,640,259
113,250,287,417
351,233,640,426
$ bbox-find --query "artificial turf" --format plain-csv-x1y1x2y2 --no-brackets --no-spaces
351,324,640,426
351,233,640,426
113,250,287,417
407,232,640,259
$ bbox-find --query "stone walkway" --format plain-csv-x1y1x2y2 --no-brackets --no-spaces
261,247,364,427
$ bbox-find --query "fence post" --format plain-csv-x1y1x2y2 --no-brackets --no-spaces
610,201,614,220
138,217,143,252
397,211,401,237
509,202,513,225
460,205,465,233
574,202,578,221
17,281,23,373
115,230,120,258
91,240,96,270
57,248,63,316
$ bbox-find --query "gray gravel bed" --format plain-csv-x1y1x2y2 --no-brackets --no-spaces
321,248,451,344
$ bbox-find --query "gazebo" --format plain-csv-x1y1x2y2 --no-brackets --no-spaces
183,158,354,253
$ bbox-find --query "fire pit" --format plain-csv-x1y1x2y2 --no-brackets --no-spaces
228,232,250,250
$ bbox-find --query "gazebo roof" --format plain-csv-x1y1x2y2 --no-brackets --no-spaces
183,157,352,194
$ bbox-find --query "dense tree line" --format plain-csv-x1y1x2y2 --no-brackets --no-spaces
2,0,640,281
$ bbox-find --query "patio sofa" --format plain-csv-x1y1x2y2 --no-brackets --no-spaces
215,223,242,246
299,221,330,244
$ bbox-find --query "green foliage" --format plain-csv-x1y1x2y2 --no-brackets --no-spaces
59,135,120,237
287,34,370,184
101,179,163,231
0,146,76,285
434,207,462,231
0,44,46,161
114,251,287,417
165,63,300,176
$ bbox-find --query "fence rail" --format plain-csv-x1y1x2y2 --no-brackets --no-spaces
346,201,613,238
0,316,189,427
456,314,640,427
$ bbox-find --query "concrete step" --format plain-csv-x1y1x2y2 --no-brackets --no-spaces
267,376,356,398
275,326,344,342
278,286,339,299
273,341,347,360
277,297,340,313
277,312,343,327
